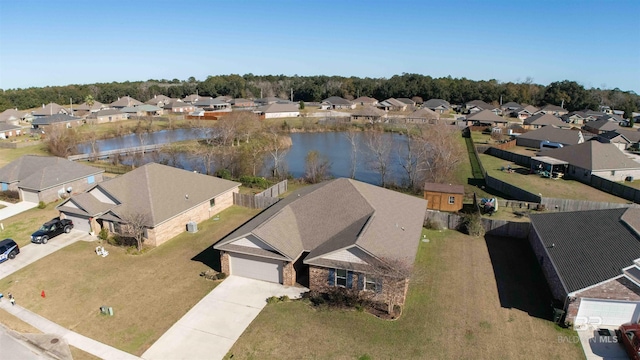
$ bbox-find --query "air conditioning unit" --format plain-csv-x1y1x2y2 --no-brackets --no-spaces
186,221,198,233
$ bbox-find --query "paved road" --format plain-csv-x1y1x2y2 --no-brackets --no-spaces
142,276,308,360
0,201,38,221
0,326,53,360
0,230,90,281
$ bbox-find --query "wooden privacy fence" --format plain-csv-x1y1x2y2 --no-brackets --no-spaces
256,180,288,197
485,175,542,203
486,147,532,167
541,197,639,212
233,192,279,209
424,210,531,239
491,139,517,150
590,176,640,204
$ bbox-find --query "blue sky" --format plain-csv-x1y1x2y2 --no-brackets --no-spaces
0,0,639,92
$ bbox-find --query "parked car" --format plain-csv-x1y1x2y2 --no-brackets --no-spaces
31,218,73,244
0,239,20,263
617,323,640,360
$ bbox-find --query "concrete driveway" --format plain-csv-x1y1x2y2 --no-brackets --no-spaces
0,230,91,281
142,276,308,360
577,325,628,360
0,201,38,221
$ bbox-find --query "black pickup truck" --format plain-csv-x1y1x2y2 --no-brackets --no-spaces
31,218,74,244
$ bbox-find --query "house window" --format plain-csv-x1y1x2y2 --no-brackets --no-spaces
87,175,95,184
611,170,615,176
210,198,215,207
1,183,7,191
364,276,378,291
448,196,455,204
336,269,347,287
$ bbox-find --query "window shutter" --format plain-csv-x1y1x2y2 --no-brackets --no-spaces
346,271,353,289
328,268,335,286
357,274,364,290
376,279,383,294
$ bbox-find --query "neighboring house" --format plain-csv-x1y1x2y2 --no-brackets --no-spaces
597,131,632,150
423,183,464,212
523,113,570,130
423,99,451,114
230,98,255,108
539,141,640,182
353,96,379,106
254,103,300,119
110,96,143,109
535,104,568,116
321,96,355,110
466,109,508,127
75,101,106,113
514,105,539,120
350,106,386,123
466,100,500,115
214,178,426,309
32,114,83,130
405,108,440,124
377,98,407,112
120,104,163,117
500,102,522,113
255,97,288,106
0,123,22,139
163,100,196,113
145,95,173,108
583,119,621,134
528,208,640,328
57,163,240,242
396,98,416,107
86,109,128,124
614,129,640,148
0,108,26,125
0,155,104,203
32,103,69,118
193,98,231,111
213,95,232,103
182,94,202,104
515,126,588,148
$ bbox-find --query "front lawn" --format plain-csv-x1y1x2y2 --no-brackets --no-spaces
0,205,260,356
226,230,583,359
0,202,61,247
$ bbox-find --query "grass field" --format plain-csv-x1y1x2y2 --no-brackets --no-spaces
0,205,260,356
479,153,628,203
0,143,49,167
226,230,583,360
0,202,61,247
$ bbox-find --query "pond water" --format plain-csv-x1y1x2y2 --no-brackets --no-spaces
76,128,210,154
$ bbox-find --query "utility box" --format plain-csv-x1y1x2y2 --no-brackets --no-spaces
186,221,198,233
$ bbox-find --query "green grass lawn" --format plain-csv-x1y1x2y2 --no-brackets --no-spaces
625,180,640,189
0,143,50,167
479,153,628,203
0,205,260,356
226,230,583,360
0,202,61,247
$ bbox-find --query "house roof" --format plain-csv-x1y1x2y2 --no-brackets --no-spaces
523,113,569,127
0,123,21,131
145,95,172,105
517,126,589,145
87,109,124,118
466,109,507,123
530,208,640,294
423,182,464,194
163,100,194,109
380,98,406,108
59,163,240,227
120,104,162,113
353,96,378,104
322,96,352,106
110,96,142,108
0,108,26,122
540,141,640,171
32,103,68,117
615,129,640,143
519,105,539,114
501,101,522,109
585,119,621,131
256,103,299,113
598,131,630,143
353,106,385,117
396,98,415,105
215,178,426,268
75,101,105,111
424,99,450,109
32,114,81,125
622,208,640,236
407,108,439,120
0,155,103,191
466,100,495,110
540,104,566,112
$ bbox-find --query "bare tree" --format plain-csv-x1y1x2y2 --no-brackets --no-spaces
368,257,414,315
397,135,429,191
364,129,392,187
223,111,261,144
46,125,79,157
264,124,290,179
420,125,465,183
304,150,331,183
344,128,359,179
119,210,151,252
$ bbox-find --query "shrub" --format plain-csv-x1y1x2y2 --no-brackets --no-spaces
424,217,444,230
266,296,280,304
215,272,227,280
215,168,232,180
37,201,46,209
358,355,372,360
238,175,270,189
98,227,109,241
0,190,19,202
459,212,485,237
279,295,290,302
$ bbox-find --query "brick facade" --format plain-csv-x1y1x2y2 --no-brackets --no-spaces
283,261,296,286
34,173,104,204
220,251,230,275
566,277,640,325
528,225,567,301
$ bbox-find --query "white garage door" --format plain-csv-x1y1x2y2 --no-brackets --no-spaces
229,253,282,283
21,189,39,203
63,214,91,233
576,299,640,327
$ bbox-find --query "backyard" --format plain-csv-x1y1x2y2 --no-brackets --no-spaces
226,230,583,360
0,205,260,355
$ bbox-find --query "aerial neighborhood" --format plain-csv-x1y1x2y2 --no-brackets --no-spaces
0,73,640,359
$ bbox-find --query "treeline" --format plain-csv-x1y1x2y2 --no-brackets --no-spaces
1,74,638,115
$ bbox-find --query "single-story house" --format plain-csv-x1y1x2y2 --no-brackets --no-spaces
405,108,440,124
466,100,501,115
86,109,128,124
254,103,299,119
120,104,163,117
466,109,508,127
254,97,288,106
583,119,621,134
535,104,568,116
0,108,26,125
32,114,83,130
32,103,69,118
597,131,632,150
523,113,570,130
529,208,640,328
353,96,379,106
214,178,426,308
0,123,22,139
500,102,522,113
516,126,589,148
182,94,202,104
423,99,451,114
396,98,416,108
0,155,104,203
193,98,231,112
514,105,539,120
74,101,107,113
350,106,386,123
320,96,355,110
561,111,601,125
377,98,408,112
57,163,240,244
110,96,143,109
539,141,640,182
163,100,196,113
615,129,640,148
423,182,464,212
146,95,173,108
230,98,255,108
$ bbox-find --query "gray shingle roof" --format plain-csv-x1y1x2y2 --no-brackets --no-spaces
256,103,299,113
466,100,495,110
524,113,568,127
540,104,565,112
424,99,450,109
110,96,143,108
540,141,640,171
353,96,378,104
517,126,589,145
322,96,352,106
530,208,640,294
0,109,26,122
0,123,21,131
466,109,507,123
32,103,68,117
353,106,385,117
407,108,439,120
32,114,81,125
586,119,621,131
0,155,103,190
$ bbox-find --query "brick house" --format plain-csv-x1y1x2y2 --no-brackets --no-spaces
32,114,83,131
423,182,464,212
215,178,426,308
0,155,104,203
465,109,509,128
86,109,128,124
529,208,640,328
522,113,570,130
56,163,239,243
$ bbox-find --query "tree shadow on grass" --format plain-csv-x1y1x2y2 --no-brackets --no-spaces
485,235,554,320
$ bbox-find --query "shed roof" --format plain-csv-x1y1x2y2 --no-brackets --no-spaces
423,182,464,194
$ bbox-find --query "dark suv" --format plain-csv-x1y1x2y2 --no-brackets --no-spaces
31,218,73,244
0,239,20,263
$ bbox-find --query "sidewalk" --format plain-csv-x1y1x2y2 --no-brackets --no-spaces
0,201,38,221
0,301,139,360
